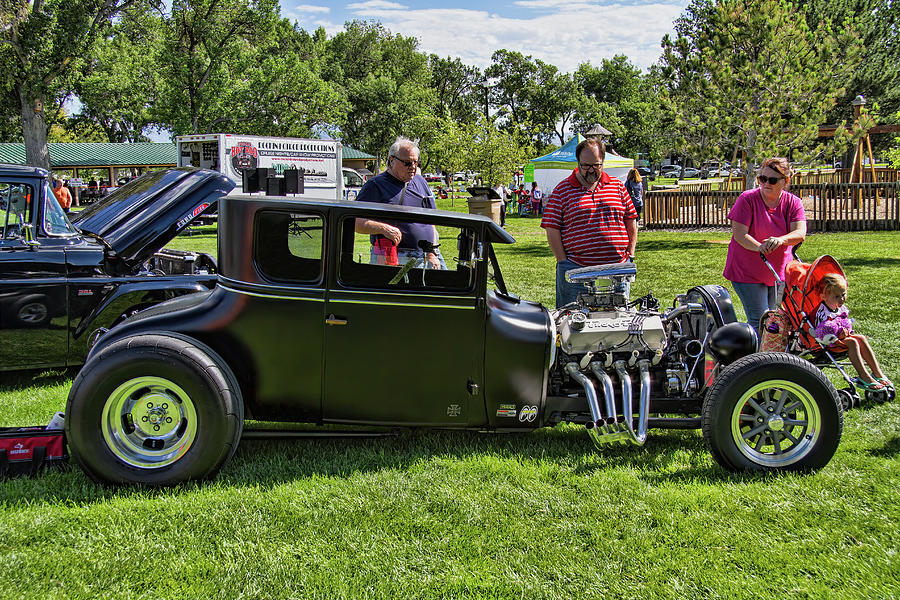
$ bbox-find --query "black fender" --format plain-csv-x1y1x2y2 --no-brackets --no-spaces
686,284,737,328
72,278,213,360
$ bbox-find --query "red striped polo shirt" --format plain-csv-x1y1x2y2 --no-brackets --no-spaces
540,170,637,266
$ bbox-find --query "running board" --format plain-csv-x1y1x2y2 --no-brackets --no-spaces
241,428,398,440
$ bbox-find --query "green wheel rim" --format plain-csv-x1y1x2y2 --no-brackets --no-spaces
731,379,821,467
101,376,199,469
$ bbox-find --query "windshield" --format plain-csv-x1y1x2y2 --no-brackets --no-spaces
42,182,79,235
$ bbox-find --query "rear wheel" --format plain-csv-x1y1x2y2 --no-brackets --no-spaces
702,352,842,472
66,334,243,486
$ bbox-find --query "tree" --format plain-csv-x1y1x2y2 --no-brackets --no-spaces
800,0,900,143
659,0,862,179
485,49,577,147
422,116,471,177
571,56,663,159
152,0,280,135
0,0,151,168
324,21,435,169
216,19,347,137
74,8,163,142
427,54,482,124
467,119,533,188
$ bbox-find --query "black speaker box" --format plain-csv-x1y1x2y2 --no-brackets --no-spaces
283,169,304,194
242,167,272,193
266,176,285,196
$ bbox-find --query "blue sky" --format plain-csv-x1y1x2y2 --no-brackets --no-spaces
282,0,690,72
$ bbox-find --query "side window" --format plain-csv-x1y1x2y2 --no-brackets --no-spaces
0,182,35,240
338,216,476,293
254,210,324,283
42,182,78,236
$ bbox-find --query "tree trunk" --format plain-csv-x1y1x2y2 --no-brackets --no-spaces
19,87,50,170
744,129,757,189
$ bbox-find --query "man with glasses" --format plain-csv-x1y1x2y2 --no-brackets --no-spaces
355,136,445,269
541,137,638,307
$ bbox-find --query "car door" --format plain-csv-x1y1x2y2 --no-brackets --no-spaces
0,178,69,370
322,214,485,426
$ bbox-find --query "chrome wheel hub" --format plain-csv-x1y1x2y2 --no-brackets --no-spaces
732,379,821,467
101,376,198,469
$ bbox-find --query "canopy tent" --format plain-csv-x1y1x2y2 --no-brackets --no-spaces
528,134,634,194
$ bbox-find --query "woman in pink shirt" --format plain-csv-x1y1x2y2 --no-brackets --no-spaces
723,157,806,338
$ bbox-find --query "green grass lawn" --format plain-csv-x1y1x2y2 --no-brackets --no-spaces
2,215,899,599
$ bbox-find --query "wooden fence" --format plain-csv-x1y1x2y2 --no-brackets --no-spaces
644,182,900,231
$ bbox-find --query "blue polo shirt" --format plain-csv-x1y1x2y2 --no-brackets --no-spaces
357,171,436,250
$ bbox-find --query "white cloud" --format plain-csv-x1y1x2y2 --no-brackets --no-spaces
346,3,687,72
280,1,688,72
347,0,408,11
289,4,330,13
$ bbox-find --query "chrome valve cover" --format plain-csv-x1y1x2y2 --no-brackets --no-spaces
558,309,666,355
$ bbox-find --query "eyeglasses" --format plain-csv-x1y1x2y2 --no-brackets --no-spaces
391,156,419,168
579,163,603,171
757,175,784,185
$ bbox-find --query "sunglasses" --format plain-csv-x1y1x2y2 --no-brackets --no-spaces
392,156,419,168
757,175,785,185
578,163,603,171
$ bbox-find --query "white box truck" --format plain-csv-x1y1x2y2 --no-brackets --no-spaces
176,134,361,200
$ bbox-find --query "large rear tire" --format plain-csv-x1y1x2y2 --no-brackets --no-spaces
702,352,842,473
66,334,243,486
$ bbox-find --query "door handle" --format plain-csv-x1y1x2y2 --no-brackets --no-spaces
325,314,348,326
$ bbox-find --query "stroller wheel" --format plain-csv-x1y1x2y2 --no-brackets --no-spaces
838,388,857,412
865,388,890,405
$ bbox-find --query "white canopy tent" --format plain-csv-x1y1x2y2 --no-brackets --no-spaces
528,134,634,194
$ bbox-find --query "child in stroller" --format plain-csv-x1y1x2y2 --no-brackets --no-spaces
813,272,891,392
760,253,894,408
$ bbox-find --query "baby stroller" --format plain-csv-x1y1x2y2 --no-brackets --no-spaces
759,253,895,410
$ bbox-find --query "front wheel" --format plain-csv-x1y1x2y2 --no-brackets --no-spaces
702,352,842,473
66,334,243,486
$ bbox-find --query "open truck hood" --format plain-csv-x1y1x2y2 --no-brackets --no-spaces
71,168,234,268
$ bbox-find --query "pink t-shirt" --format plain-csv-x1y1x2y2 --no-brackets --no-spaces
723,189,805,285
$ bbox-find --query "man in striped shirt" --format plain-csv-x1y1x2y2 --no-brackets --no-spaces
540,137,638,307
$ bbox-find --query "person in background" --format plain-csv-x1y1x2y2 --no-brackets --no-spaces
530,181,543,216
492,182,507,228
723,157,806,339
517,183,530,216
541,137,638,307
625,168,644,220
52,178,72,213
354,136,445,269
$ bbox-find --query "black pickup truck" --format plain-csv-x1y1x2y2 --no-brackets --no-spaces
0,164,232,371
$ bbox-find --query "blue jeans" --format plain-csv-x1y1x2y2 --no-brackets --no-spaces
555,259,630,308
731,281,778,339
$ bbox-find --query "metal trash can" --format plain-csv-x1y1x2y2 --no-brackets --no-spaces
466,186,503,225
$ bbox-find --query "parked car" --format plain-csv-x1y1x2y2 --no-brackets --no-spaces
659,165,681,178
423,173,442,183
65,193,844,486
0,164,233,371
636,166,653,179
341,167,364,200
680,167,701,179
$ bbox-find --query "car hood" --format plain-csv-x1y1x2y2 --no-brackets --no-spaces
71,168,233,267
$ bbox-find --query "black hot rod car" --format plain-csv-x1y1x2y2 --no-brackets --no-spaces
65,193,842,485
